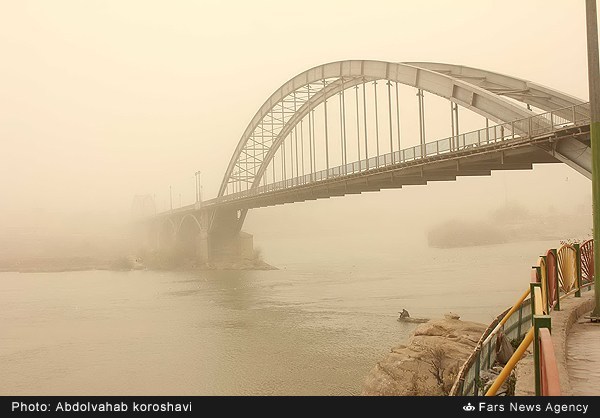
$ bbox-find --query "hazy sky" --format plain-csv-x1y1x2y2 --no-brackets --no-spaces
0,0,595,229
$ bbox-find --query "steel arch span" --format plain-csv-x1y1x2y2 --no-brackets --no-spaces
218,60,589,201
147,60,591,262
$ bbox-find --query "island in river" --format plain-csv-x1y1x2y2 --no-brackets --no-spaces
427,202,591,249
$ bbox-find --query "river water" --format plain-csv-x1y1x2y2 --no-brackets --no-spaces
0,236,560,396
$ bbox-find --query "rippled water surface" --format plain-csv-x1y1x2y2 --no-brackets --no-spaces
0,237,558,395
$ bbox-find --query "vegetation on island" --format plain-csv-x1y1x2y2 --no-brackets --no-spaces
427,202,591,249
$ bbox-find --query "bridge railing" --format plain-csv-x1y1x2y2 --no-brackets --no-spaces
219,103,590,202
451,238,594,396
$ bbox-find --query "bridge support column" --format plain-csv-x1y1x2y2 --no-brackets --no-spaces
154,229,160,252
208,208,255,262
209,230,254,261
196,229,209,263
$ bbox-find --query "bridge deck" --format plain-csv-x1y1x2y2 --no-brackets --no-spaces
158,119,589,217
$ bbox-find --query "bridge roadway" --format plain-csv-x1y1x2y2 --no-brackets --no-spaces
160,113,590,216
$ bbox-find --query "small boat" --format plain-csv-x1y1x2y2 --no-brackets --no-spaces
397,316,429,323
397,310,428,323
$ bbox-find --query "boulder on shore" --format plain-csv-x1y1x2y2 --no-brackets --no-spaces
362,314,486,396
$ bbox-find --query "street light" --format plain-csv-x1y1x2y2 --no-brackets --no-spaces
195,171,202,204
585,0,600,318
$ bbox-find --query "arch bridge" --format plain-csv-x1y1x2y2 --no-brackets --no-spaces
143,60,592,263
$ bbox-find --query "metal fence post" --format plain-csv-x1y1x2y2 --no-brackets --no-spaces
474,348,481,396
575,243,582,297
534,264,547,314
533,315,552,396
517,302,523,338
530,281,541,326
535,257,548,313
551,248,560,311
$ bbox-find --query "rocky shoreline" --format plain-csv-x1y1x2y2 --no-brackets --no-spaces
362,313,487,396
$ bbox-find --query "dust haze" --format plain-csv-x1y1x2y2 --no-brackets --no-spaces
0,0,594,268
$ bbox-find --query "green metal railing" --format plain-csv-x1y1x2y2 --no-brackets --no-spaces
450,291,531,396
452,239,594,396
217,103,590,203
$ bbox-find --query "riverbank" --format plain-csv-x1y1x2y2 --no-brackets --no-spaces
0,255,278,273
362,313,487,396
0,256,117,273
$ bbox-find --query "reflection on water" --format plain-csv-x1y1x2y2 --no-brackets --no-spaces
0,238,559,395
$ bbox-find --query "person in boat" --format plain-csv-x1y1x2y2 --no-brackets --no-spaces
399,309,410,319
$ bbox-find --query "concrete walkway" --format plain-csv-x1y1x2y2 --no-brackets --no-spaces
566,307,600,396
515,291,596,396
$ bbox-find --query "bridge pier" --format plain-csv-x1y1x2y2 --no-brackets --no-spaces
209,230,254,261
196,228,209,263
140,208,255,267
157,219,176,252
207,208,255,262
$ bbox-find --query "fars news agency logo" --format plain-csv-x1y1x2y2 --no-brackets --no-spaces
463,403,476,412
